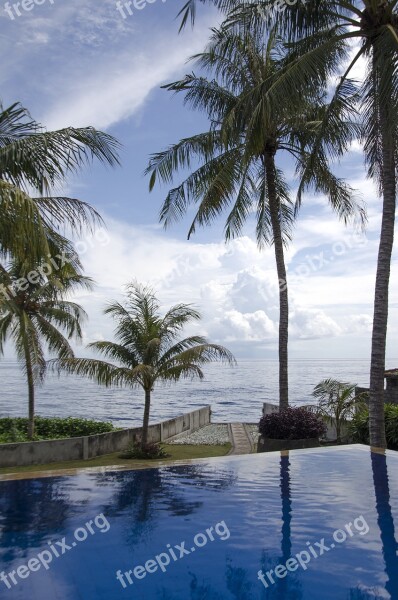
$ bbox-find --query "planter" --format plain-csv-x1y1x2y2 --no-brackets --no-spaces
257,436,321,453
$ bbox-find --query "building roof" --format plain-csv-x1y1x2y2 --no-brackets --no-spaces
385,369,398,378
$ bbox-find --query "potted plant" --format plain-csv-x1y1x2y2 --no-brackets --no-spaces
257,407,327,453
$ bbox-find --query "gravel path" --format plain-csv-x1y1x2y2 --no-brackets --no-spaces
247,424,260,442
168,424,230,445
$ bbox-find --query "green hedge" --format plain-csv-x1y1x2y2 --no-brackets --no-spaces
349,404,398,450
0,417,115,443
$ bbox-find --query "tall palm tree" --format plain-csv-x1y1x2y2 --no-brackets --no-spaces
252,0,398,451
0,101,120,266
0,262,91,439
52,282,236,449
178,0,398,449
146,27,363,409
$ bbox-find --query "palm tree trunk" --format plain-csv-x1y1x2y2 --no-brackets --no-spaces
141,388,151,449
264,151,289,410
369,84,395,449
24,341,35,440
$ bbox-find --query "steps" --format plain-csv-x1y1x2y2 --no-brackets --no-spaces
228,423,253,455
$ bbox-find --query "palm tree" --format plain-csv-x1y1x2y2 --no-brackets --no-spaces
146,26,363,410
0,262,91,439
312,378,367,444
180,0,398,448
0,101,120,266
52,282,236,450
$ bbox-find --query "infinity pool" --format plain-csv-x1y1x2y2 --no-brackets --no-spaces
0,445,397,599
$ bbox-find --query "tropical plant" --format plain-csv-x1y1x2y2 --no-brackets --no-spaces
0,100,120,266
350,403,398,450
146,26,363,410
0,262,91,439
0,416,114,443
312,378,367,444
119,441,169,460
179,0,398,449
52,282,236,450
259,407,327,440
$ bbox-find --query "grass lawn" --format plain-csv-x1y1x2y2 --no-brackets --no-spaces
0,444,232,476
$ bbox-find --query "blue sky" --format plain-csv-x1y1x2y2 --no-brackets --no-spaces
1,0,397,362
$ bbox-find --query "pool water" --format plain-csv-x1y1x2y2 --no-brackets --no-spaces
0,445,397,599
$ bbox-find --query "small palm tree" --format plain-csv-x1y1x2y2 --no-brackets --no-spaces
0,262,90,439
312,378,367,444
0,100,120,266
53,283,236,450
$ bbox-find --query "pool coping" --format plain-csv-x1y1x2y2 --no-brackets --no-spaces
0,444,393,482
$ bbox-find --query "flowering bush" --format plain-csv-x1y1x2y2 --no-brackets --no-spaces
259,407,327,440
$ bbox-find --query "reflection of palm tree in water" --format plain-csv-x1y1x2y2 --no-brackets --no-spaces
93,465,236,546
157,455,301,600
350,451,398,600
371,451,398,600
259,453,302,600
0,477,73,566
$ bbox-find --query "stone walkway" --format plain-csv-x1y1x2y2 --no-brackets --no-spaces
228,423,254,455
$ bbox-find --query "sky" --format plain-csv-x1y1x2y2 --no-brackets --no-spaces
0,0,397,361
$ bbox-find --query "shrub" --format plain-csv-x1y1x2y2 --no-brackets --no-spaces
119,442,169,460
259,407,327,441
350,404,398,450
0,417,114,443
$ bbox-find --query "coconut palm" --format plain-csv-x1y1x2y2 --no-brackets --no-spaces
312,378,367,444
52,282,236,449
0,262,91,439
0,100,120,266
146,26,363,410
180,0,398,448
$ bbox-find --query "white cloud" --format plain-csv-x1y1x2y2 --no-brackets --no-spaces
44,25,214,130
63,218,389,359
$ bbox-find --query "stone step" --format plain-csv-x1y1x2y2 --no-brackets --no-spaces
228,423,253,455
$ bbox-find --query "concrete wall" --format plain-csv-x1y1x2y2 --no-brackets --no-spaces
0,406,211,468
356,385,398,405
262,402,280,417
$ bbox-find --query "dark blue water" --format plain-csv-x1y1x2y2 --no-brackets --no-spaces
2,359,396,426
0,446,397,599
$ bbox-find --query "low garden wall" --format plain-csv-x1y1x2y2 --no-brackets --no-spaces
0,406,211,468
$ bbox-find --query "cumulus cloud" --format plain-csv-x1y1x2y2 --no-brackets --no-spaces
62,219,379,359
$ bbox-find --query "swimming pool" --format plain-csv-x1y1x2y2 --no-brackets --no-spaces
0,445,397,599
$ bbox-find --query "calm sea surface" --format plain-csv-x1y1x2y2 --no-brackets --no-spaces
0,359,396,427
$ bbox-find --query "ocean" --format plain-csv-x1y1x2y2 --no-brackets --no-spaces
1,358,395,428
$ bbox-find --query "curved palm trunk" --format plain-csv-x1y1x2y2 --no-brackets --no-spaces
264,152,289,410
369,75,395,449
141,388,151,449
24,340,35,440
